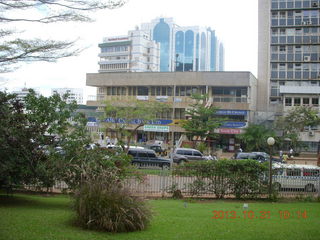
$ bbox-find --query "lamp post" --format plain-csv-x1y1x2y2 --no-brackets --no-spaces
267,137,275,198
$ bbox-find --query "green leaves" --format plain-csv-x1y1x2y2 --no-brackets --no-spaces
181,94,225,141
237,124,276,152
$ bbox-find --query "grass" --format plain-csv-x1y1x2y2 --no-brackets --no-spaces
0,193,320,240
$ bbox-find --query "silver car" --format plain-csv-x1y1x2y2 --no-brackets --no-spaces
172,148,214,164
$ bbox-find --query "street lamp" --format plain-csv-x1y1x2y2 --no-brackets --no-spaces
267,137,275,198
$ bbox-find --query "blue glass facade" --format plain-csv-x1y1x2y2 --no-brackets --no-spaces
175,31,184,71
196,33,199,71
147,17,223,72
210,30,217,71
200,33,206,71
153,18,170,72
184,30,194,71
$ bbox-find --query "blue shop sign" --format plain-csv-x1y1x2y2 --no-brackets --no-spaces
216,110,248,116
221,122,247,128
103,117,173,125
87,117,97,122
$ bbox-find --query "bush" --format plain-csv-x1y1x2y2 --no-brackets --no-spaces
173,159,268,199
74,180,152,232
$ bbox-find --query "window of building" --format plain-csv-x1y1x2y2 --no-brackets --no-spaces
137,87,148,96
285,98,292,106
151,87,155,96
161,87,167,96
156,87,161,96
294,98,301,106
312,98,319,106
167,87,173,96
303,98,310,105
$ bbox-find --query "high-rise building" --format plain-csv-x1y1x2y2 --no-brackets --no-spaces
98,29,160,73
51,88,83,104
140,17,224,72
97,17,224,73
258,0,320,112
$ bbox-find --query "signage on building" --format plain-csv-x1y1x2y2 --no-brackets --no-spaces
143,125,170,132
103,117,173,125
221,122,247,128
217,128,242,134
216,110,248,116
87,122,98,127
107,37,129,42
136,96,149,101
156,96,168,102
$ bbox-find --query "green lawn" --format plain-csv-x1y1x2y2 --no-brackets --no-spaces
0,194,319,240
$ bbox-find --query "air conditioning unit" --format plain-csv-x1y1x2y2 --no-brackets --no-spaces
304,56,311,62
309,131,315,136
302,21,307,25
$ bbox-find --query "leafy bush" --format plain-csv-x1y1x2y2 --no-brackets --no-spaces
74,172,152,232
173,160,268,199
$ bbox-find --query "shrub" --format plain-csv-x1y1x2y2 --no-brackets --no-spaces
74,180,152,232
173,159,268,199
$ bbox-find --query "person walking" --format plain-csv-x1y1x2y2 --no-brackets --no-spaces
289,148,294,158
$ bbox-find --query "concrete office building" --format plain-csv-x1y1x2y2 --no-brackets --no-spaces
258,0,320,150
98,29,160,73
86,72,257,151
258,0,320,111
140,17,224,72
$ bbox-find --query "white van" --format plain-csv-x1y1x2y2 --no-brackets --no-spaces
272,163,320,192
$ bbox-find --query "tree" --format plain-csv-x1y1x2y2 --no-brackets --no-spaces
0,0,126,72
103,99,169,152
236,124,276,152
181,94,225,141
0,90,89,191
275,106,320,150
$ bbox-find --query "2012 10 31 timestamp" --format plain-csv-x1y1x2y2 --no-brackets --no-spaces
211,210,308,220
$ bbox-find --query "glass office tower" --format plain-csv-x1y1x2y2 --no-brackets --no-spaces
141,17,224,72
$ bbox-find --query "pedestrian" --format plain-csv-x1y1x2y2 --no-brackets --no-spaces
279,150,283,159
282,153,289,163
289,148,294,158
239,147,243,152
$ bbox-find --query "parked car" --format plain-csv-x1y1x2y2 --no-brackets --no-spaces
127,148,171,169
233,152,281,163
172,148,214,164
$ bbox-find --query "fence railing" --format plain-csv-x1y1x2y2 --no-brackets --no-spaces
45,169,320,199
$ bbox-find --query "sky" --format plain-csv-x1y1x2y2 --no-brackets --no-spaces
1,0,258,100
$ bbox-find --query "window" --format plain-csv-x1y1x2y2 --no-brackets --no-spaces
286,169,301,176
303,98,310,105
285,98,292,106
312,98,319,105
193,151,202,157
294,98,301,106
137,152,148,158
147,152,156,158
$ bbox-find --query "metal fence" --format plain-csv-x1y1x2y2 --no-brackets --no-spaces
123,171,320,198
47,165,320,199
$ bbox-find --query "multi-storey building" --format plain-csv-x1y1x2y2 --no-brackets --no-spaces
258,0,320,111
51,88,83,104
258,0,320,151
98,29,160,73
140,17,224,72
97,17,224,74
86,72,257,151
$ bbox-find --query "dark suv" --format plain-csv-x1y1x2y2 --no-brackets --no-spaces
172,148,214,164
127,148,171,169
